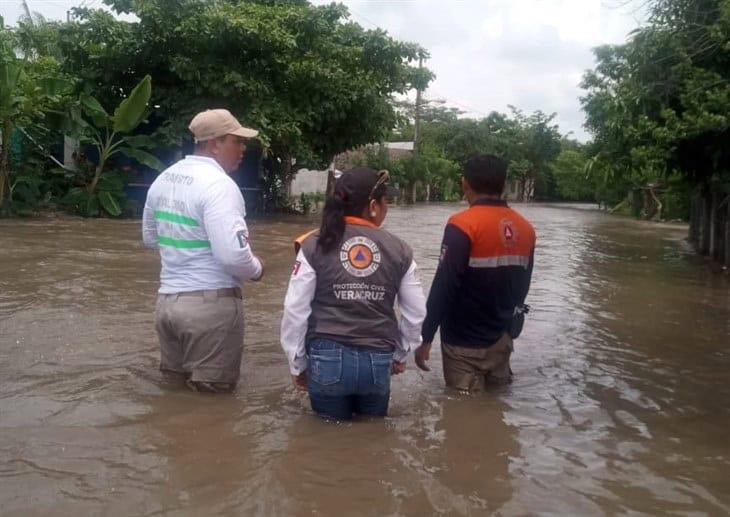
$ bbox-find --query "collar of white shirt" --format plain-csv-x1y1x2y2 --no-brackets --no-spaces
184,155,227,175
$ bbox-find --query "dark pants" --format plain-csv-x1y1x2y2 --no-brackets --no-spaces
307,339,393,420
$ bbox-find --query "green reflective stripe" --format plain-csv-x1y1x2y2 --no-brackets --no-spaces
154,210,199,226
158,236,211,249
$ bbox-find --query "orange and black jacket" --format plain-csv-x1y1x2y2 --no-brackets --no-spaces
422,199,536,348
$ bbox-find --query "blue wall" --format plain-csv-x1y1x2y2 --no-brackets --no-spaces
124,146,264,214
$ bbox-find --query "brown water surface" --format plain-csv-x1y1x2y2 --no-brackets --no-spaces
1,204,729,516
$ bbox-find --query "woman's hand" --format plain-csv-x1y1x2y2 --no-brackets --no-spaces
391,360,406,375
292,372,308,391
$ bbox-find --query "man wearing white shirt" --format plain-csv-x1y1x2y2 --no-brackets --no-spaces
143,109,264,393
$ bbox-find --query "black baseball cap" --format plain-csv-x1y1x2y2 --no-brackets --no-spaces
334,167,396,205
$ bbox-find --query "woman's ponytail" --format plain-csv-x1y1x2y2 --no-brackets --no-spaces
317,192,347,253
318,167,384,253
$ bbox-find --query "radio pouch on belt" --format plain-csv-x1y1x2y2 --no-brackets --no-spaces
509,304,530,339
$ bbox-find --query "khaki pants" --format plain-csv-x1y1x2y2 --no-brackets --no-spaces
155,290,244,385
441,333,513,392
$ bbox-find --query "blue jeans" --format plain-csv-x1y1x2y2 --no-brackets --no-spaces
307,339,393,420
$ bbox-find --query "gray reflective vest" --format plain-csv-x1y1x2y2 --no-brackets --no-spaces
299,219,413,352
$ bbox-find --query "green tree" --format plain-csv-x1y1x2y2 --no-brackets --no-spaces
389,150,460,203
0,17,73,214
390,99,567,202
56,0,431,206
551,145,594,201
62,74,163,217
353,142,460,203
581,0,730,215
508,108,562,201
390,97,462,141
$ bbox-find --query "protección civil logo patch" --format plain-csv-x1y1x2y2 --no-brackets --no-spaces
340,236,381,277
499,218,519,248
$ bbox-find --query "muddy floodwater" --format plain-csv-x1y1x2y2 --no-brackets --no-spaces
1,203,729,516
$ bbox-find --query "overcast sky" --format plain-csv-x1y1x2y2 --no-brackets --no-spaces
2,0,648,141
310,0,647,141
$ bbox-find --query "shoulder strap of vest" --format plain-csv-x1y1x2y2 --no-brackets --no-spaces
294,229,318,256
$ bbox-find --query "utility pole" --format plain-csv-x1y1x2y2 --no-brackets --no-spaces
410,53,425,203
412,54,423,160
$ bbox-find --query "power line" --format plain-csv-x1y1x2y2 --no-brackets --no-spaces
346,6,381,30
427,88,490,117
343,5,489,119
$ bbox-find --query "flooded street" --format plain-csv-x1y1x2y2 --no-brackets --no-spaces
1,203,729,516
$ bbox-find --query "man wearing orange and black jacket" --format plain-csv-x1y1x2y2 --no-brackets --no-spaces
415,154,536,392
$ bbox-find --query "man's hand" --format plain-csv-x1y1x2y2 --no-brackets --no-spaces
391,360,406,375
251,256,265,281
292,372,307,392
414,343,432,372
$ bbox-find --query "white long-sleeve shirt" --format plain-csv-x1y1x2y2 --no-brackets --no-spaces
280,251,427,375
142,155,262,293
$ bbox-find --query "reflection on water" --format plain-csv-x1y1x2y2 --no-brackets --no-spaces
1,204,728,515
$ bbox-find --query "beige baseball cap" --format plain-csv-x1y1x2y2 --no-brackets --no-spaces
188,109,259,142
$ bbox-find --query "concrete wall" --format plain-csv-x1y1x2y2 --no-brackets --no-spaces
503,179,535,201
290,168,328,197
504,179,519,201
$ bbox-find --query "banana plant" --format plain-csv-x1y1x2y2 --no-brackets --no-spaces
62,74,162,216
72,74,162,194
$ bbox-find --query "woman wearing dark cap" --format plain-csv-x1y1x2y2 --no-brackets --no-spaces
280,167,426,420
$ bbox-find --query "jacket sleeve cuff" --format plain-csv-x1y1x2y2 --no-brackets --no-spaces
421,324,437,345
251,256,264,280
289,356,307,376
393,348,408,363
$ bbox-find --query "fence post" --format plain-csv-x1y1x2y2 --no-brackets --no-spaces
710,191,720,260
699,191,711,255
689,193,698,244
725,195,730,268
